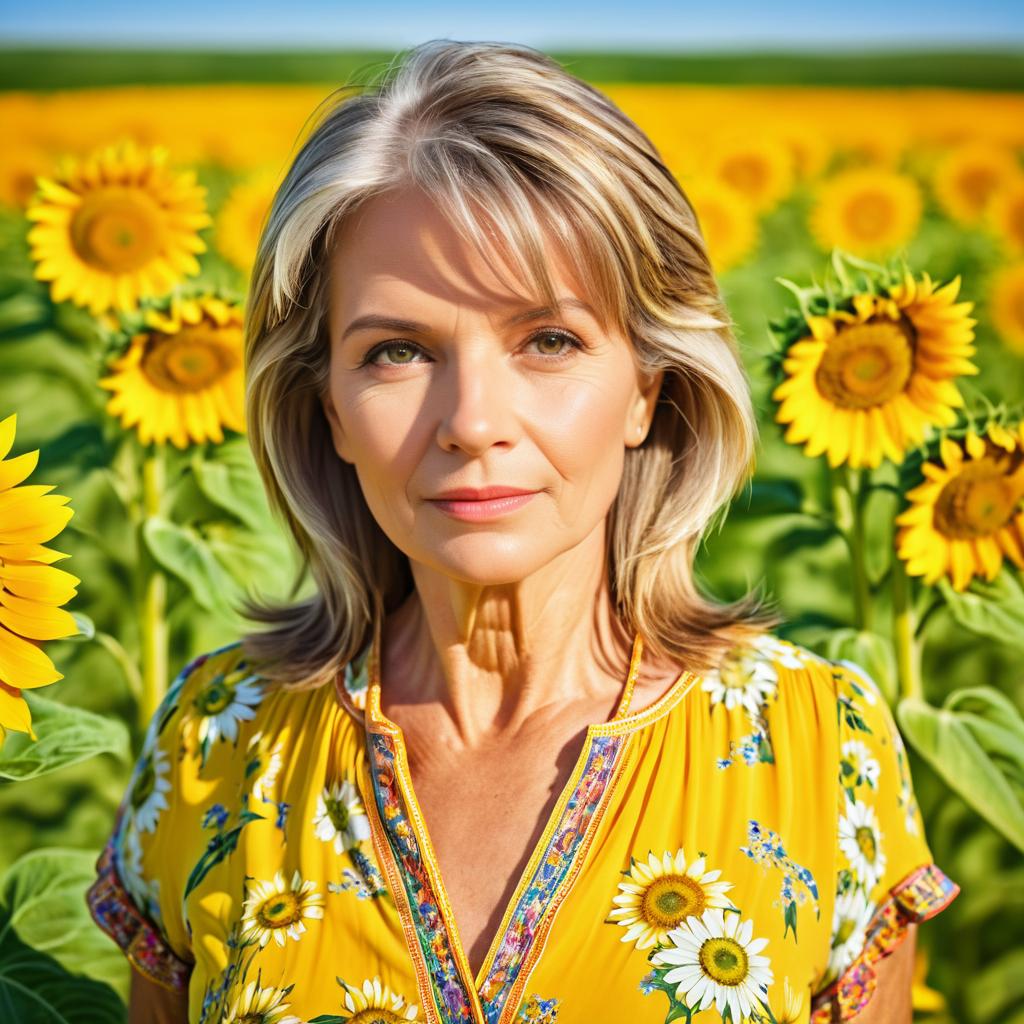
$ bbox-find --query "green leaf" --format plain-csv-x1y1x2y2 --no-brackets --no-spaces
203,521,296,600
822,629,898,704
938,569,1024,644
191,439,276,533
142,514,243,621
0,848,129,1000
736,478,806,517
0,902,125,1023
897,696,1024,852
0,695,130,782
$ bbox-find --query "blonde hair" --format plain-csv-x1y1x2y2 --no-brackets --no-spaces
240,38,783,690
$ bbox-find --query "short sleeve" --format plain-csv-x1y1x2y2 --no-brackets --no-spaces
85,649,214,992
810,658,960,1020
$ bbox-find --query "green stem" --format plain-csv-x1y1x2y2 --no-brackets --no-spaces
892,554,923,700
831,465,872,630
137,443,168,731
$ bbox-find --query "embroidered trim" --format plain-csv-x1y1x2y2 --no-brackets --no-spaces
810,862,960,1022
365,729,475,1023
478,733,628,1023
85,841,193,993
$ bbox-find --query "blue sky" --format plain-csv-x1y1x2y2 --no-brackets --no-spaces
2,0,1023,50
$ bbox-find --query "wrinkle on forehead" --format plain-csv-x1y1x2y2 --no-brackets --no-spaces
327,184,618,344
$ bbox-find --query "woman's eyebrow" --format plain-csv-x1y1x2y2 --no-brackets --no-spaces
340,297,596,342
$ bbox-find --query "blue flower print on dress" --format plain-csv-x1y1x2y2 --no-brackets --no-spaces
516,993,560,1022
740,818,820,941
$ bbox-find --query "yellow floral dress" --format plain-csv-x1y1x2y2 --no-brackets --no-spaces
87,624,959,1024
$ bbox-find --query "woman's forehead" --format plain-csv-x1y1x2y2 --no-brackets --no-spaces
328,191,599,328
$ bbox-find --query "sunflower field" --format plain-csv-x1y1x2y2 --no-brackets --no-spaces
0,58,1023,1023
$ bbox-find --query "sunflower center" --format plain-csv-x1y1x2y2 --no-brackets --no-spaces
130,756,155,809
257,892,302,928
698,936,749,986
815,316,915,409
958,167,999,214
70,186,166,272
720,156,767,195
855,825,877,862
641,874,706,927
141,325,240,392
234,1016,262,1024
844,192,895,240
933,455,1023,538
195,679,234,716
326,796,351,832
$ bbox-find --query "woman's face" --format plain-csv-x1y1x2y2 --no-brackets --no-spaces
321,185,662,586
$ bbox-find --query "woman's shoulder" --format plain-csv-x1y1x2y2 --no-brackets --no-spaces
694,629,881,769
158,636,366,782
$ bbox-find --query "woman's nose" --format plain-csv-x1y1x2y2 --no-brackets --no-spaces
434,346,518,453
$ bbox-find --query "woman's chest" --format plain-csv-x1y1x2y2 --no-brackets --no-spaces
182,715,835,1024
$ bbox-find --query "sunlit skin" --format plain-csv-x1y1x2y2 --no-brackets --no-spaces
319,183,678,746
128,182,918,1021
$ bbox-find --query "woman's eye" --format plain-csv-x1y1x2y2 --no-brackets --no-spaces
362,329,582,368
528,330,583,360
363,341,426,367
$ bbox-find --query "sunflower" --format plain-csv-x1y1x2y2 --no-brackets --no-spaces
707,135,795,214
683,177,759,274
220,976,302,1024
0,140,56,210
215,167,280,276
651,907,774,1020
335,976,421,1022
240,869,325,948
608,848,737,950
809,167,922,259
25,139,211,315
895,424,1024,591
0,413,80,747
987,175,1024,256
98,293,246,448
931,141,1020,226
770,266,979,468
989,262,1024,356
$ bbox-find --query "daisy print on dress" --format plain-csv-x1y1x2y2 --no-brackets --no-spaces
818,884,876,992
115,822,163,927
650,907,774,1023
705,637,785,770
516,993,560,1022
239,869,325,948
192,658,266,767
308,974,422,1022
608,848,737,950
840,739,880,793
739,819,820,941
313,777,372,854
837,795,886,892
128,742,172,832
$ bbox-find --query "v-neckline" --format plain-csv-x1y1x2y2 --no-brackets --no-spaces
354,616,699,1024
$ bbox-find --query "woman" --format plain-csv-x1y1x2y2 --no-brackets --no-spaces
87,39,959,1024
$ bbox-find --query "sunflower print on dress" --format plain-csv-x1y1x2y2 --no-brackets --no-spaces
608,846,775,1022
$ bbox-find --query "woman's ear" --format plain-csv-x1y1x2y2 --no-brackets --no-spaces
629,368,665,445
319,390,353,465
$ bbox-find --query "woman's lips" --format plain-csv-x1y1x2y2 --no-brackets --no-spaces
427,491,540,520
